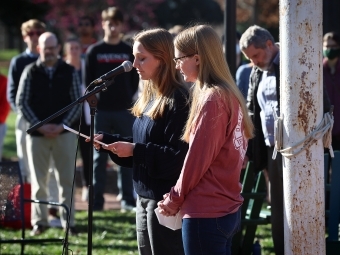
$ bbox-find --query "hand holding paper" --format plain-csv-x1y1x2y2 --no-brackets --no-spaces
154,208,182,230
63,124,108,146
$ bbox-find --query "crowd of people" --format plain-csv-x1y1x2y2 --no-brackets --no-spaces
1,4,339,255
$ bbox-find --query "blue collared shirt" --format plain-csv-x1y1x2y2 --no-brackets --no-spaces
256,52,280,146
25,48,39,58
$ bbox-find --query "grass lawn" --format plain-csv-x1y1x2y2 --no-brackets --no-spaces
0,210,138,255
0,49,18,77
2,49,19,159
0,209,276,255
3,111,17,160
253,222,275,255
0,49,19,61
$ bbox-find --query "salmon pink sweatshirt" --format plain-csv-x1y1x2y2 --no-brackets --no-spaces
163,89,247,218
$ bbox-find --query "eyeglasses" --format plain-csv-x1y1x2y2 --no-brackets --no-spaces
27,31,43,37
173,54,195,64
43,45,58,51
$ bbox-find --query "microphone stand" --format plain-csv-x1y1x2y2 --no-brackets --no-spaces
27,79,115,255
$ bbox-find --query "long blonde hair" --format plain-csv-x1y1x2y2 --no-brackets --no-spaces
174,25,254,142
131,28,185,119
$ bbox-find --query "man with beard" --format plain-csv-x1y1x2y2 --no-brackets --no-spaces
239,25,283,255
16,32,81,236
240,26,330,255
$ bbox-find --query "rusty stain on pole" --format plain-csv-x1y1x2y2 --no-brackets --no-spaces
280,0,325,254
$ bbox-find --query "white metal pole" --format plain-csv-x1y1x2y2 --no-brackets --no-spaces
280,0,325,254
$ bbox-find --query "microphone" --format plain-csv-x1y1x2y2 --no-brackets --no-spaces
92,60,133,84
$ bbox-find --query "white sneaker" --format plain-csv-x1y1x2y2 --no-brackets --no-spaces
116,193,122,201
81,186,88,202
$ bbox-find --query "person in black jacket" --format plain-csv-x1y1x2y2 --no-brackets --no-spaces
89,28,188,255
16,32,81,236
85,6,139,211
240,25,283,255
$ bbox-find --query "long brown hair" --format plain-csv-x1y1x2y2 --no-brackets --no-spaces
131,28,186,119
174,25,254,142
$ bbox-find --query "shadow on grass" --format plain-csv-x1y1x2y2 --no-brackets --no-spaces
67,243,136,250
90,213,136,223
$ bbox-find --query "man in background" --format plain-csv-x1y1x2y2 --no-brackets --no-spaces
77,15,97,55
240,25,330,255
7,19,61,225
16,32,81,236
85,6,139,211
240,25,284,255
7,19,46,182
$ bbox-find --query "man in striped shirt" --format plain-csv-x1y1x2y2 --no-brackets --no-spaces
16,32,81,236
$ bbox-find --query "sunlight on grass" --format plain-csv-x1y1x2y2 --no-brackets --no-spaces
0,49,18,76
0,207,276,254
0,210,138,255
0,66,9,76
3,111,17,160
254,224,275,255
0,49,19,61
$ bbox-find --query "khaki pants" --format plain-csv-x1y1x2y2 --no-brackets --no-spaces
27,132,76,228
15,114,30,181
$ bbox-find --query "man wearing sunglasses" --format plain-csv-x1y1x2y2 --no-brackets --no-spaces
7,19,46,183
77,15,97,55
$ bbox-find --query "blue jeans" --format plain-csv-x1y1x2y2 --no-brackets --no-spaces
93,110,135,210
182,207,241,255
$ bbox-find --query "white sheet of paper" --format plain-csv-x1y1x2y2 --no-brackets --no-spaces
154,208,182,230
63,124,108,147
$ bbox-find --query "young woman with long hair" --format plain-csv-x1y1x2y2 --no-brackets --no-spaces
158,24,254,255
90,28,189,255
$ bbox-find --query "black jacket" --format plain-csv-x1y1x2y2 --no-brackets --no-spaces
85,41,139,111
247,60,331,173
99,87,190,201
7,51,39,111
16,59,81,136
246,64,280,173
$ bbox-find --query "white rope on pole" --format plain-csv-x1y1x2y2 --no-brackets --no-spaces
272,108,334,159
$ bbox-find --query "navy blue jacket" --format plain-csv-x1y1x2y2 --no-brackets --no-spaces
99,87,189,201
7,51,39,111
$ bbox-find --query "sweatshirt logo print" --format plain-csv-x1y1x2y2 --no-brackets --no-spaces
233,106,246,160
97,53,130,63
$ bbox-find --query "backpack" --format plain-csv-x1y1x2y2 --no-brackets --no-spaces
0,183,32,229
